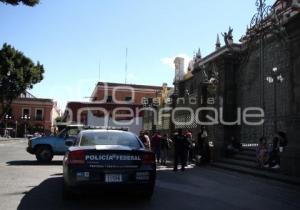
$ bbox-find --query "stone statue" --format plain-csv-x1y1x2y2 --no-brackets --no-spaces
222,27,234,47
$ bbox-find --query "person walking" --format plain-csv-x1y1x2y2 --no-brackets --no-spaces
173,129,189,171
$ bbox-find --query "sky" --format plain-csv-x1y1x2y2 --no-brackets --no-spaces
0,0,275,110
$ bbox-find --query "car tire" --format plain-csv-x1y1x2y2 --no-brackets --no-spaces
35,146,53,162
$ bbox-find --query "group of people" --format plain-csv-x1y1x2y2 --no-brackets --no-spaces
139,130,172,166
140,128,288,171
256,131,287,169
139,126,211,171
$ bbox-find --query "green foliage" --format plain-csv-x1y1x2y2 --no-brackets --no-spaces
55,116,63,123
0,43,44,117
0,0,39,6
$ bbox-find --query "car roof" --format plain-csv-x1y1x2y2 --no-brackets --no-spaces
67,124,84,127
80,129,130,134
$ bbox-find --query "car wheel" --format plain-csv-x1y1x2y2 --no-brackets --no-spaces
35,146,53,162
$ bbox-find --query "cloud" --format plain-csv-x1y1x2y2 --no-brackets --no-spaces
161,53,192,70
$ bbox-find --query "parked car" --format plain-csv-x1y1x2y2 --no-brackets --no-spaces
63,129,156,199
26,124,84,162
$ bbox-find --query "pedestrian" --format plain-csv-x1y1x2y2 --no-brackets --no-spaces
278,131,288,152
185,131,195,165
151,131,161,163
197,127,211,164
160,134,171,165
265,132,288,169
139,130,151,151
173,129,189,171
256,136,268,168
265,135,280,169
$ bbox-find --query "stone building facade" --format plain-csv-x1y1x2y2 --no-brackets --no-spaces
171,1,300,176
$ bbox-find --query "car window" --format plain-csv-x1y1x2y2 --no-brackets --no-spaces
68,128,79,137
79,131,142,149
57,128,67,138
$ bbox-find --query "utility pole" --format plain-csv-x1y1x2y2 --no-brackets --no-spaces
125,48,128,84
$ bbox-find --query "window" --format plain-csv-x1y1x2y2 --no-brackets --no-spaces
125,96,132,102
67,128,80,138
79,131,142,149
35,109,43,121
107,95,112,103
22,108,30,117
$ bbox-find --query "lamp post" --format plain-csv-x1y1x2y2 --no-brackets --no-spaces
4,114,12,137
21,115,30,137
266,67,284,133
15,121,18,138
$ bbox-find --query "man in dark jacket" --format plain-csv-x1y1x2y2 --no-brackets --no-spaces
151,132,162,163
173,129,189,171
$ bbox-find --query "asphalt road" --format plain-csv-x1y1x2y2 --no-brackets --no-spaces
1,140,300,210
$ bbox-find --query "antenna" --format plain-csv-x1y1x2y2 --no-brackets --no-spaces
125,47,128,84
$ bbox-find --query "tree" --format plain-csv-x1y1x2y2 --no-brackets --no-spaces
0,0,39,6
0,43,44,118
55,116,63,123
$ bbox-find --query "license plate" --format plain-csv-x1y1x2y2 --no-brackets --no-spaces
105,174,122,183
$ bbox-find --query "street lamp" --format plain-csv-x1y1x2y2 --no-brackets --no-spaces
4,114,12,137
266,67,284,132
21,115,30,137
15,121,18,138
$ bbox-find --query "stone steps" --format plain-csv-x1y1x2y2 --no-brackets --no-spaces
211,162,300,185
211,146,300,185
240,149,256,156
234,154,257,162
219,158,258,169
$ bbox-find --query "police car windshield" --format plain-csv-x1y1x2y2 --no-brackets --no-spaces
79,131,141,148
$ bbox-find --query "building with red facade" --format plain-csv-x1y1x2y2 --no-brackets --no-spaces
0,92,60,137
64,82,169,134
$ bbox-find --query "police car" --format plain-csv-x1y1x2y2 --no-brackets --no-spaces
62,129,156,199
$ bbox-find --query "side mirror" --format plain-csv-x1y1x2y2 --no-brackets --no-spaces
65,140,74,147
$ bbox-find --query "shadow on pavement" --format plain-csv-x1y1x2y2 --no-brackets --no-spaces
17,176,152,210
16,171,238,210
6,160,62,166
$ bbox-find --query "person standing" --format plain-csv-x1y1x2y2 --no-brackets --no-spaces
173,129,189,171
151,132,161,163
139,130,151,151
185,131,195,165
198,126,211,164
256,136,268,168
265,135,280,169
160,134,172,165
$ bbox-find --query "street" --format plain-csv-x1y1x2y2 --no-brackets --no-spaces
1,140,300,210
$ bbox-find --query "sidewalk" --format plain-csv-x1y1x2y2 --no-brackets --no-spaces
0,137,27,141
